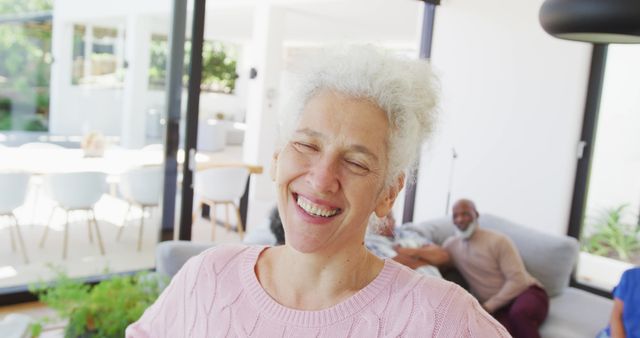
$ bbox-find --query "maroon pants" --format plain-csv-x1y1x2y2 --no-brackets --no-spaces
493,285,549,338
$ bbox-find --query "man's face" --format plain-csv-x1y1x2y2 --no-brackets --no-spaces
452,202,478,231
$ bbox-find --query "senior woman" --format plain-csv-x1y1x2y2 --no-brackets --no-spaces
127,46,509,337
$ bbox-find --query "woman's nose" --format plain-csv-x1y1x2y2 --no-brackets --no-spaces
306,156,340,194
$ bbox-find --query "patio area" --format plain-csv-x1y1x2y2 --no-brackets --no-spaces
0,145,248,291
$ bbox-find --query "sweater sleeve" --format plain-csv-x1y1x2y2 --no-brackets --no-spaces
482,236,531,313
125,251,208,338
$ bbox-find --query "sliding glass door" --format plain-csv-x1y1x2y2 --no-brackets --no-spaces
573,44,640,291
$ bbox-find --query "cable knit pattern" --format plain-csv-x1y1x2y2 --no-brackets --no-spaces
127,245,510,337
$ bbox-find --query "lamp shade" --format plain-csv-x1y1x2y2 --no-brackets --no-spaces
540,0,640,43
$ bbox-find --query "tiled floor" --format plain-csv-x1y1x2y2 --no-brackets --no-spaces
0,194,243,291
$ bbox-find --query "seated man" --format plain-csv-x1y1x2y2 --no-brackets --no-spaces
398,199,549,338
365,213,442,278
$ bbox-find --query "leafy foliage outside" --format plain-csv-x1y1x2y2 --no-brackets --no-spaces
582,204,640,263
149,35,238,94
0,0,53,131
29,268,168,338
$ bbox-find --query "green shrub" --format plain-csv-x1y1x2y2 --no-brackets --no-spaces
29,268,168,338
582,204,640,261
0,112,11,130
23,115,47,131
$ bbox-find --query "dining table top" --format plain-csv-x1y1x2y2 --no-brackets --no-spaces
0,146,263,175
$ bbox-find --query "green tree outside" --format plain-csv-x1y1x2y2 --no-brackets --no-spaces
0,0,53,131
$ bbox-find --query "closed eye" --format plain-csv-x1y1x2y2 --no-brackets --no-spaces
293,142,317,152
345,159,369,173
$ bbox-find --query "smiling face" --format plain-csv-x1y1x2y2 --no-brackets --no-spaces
272,90,402,254
452,200,479,232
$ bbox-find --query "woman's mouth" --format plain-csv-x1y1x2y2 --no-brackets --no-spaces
293,193,342,218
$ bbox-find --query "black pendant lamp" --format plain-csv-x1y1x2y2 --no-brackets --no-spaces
540,0,640,43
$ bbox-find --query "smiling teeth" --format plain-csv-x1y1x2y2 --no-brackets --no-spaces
297,196,339,217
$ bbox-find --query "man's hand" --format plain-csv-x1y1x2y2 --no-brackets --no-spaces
392,252,426,270
481,302,494,314
395,247,421,258
395,244,451,268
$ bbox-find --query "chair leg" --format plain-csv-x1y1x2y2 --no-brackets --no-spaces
137,206,145,252
117,204,131,241
63,210,69,260
224,203,231,232
8,217,16,252
233,203,244,240
90,210,105,256
11,214,29,264
40,207,56,248
87,211,94,244
210,202,216,241
31,182,41,227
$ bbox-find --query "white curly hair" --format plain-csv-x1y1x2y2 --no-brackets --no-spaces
278,45,439,187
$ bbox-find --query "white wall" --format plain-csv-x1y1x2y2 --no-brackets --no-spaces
413,0,592,235
53,87,124,135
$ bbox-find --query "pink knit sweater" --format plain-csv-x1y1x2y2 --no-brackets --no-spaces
127,245,509,337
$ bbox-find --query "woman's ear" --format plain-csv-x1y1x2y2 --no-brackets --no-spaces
270,150,279,181
374,174,405,217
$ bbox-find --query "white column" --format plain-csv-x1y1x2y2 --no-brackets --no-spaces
121,15,151,148
48,13,74,135
243,4,285,228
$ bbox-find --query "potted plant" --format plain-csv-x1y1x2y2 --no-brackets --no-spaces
28,269,167,338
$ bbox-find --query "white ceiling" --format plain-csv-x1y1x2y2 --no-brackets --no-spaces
57,0,424,46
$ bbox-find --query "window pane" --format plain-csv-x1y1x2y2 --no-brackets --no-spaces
577,44,640,290
0,0,181,299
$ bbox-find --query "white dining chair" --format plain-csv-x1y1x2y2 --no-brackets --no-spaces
39,172,107,259
18,142,66,226
117,166,163,251
0,171,30,263
194,167,249,240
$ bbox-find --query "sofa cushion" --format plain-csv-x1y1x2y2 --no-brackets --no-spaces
413,214,579,297
156,241,215,277
540,287,613,338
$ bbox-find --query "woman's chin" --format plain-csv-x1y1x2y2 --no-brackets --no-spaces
285,235,327,254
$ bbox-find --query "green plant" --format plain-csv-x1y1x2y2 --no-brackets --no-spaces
0,112,10,130
148,36,238,93
23,115,47,131
29,268,167,338
582,204,640,261
0,0,53,131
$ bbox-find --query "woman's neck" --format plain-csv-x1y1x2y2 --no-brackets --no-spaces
256,244,384,311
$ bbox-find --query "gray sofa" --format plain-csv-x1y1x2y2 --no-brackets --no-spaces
403,214,613,338
155,214,613,337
